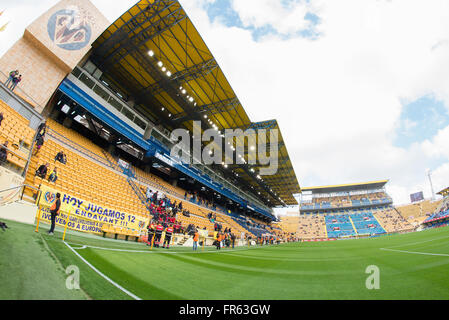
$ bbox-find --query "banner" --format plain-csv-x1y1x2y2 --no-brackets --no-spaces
38,206,105,235
38,185,149,233
199,230,208,238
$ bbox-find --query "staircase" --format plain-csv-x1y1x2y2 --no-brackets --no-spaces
127,176,153,216
177,235,190,246
394,206,408,222
101,150,119,170
121,165,154,218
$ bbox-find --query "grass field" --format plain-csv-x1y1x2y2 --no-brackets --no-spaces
1,219,449,300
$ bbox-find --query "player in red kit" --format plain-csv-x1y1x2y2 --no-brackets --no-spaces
163,224,174,249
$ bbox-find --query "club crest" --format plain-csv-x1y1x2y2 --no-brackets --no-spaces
44,191,56,204
47,6,92,51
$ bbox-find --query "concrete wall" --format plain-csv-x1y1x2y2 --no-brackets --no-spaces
0,0,109,113
0,166,25,205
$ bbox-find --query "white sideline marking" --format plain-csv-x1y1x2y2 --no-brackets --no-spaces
380,248,449,257
72,244,257,254
64,242,142,300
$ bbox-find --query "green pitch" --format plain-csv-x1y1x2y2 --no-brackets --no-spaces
1,219,449,300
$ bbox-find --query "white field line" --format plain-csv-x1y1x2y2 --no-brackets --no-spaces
380,248,449,257
63,242,142,300
72,244,258,254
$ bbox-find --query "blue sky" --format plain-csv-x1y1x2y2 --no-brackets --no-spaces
395,96,449,149
203,0,320,41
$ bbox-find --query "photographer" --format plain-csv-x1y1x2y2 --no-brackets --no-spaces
48,193,61,236
0,221,8,231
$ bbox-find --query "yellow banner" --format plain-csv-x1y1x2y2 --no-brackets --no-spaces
38,185,149,232
38,206,105,235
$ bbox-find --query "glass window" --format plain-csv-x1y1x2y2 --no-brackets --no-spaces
79,74,96,89
134,117,147,131
121,107,135,122
93,84,110,102
72,67,82,78
108,96,123,112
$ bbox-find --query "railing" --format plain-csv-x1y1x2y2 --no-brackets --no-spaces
0,70,43,110
0,142,35,178
47,128,112,169
0,184,40,204
126,177,153,217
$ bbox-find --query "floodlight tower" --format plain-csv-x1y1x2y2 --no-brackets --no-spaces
426,169,436,201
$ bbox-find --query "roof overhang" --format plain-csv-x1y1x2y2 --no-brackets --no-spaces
89,0,300,207
302,180,389,194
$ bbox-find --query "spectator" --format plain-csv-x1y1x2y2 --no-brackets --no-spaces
10,75,22,91
151,191,158,204
0,112,3,127
48,168,58,183
35,163,49,179
0,221,8,231
48,193,61,236
193,229,199,251
34,134,44,155
37,121,47,138
0,141,8,165
146,188,152,202
54,151,67,164
231,233,236,249
215,232,222,250
4,70,18,87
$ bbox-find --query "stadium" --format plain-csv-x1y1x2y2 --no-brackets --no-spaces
0,0,449,304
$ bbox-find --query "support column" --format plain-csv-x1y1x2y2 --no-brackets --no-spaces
107,144,116,156
62,117,73,128
143,124,154,140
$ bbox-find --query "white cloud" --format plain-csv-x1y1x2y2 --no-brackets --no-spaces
180,0,449,209
230,0,316,36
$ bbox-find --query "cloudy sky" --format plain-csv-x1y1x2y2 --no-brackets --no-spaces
1,0,449,212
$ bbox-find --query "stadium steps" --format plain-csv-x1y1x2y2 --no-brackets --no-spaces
372,214,387,232
348,216,359,235
126,176,153,216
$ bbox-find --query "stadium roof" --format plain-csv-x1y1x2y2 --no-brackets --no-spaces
437,187,449,197
89,0,300,206
302,180,389,194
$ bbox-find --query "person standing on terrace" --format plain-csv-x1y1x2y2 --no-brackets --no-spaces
4,70,18,87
